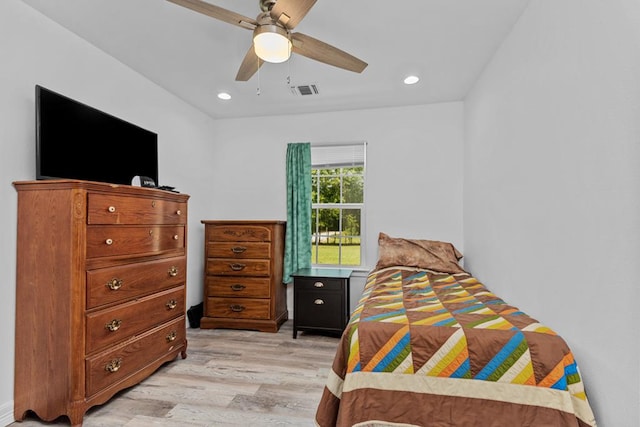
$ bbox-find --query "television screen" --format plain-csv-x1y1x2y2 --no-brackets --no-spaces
36,85,159,186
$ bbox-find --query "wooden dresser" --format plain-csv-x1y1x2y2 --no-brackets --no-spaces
201,220,287,332
13,180,189,427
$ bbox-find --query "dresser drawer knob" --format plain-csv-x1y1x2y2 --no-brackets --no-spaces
105,238,113,245
105,319,122,332
105,358,122,373
106,278,123,290
166,331,177,343
173,234,179,240
168,266,179,277
230,263,246,271
151,201,156,208
166,299,178,310
314,281,324,288
230,283,246,291
230,304,245,312
176,209,182,216
231,246,247,254
107,206,116,213
314,299,325,305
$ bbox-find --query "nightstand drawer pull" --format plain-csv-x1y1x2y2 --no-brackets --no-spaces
229,263,246,271
166,331,177,343
314,281,324,288
166,299,178,310
105,358,122,373
106,278,123,290
168,266,179,277
105,319,122,332
230,283,246,291
230,304,245,312
314,299,325,305
231,246,247,254
105,238,113,245
108,206,116,213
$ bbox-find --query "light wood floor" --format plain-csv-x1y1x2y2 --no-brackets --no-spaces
12,321,340,427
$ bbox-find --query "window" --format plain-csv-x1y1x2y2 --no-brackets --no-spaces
311,143,366,267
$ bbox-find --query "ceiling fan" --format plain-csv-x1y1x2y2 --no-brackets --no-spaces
166,0,368,81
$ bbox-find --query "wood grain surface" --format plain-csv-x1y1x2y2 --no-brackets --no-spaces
12,321,339,426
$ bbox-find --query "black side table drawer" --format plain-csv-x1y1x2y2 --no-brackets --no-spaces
295,290,344,331
291,268,352,339
294,277,344,292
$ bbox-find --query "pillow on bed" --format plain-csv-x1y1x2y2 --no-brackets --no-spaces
374,232,466,274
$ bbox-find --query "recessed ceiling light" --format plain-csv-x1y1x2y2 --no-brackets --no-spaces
404,75,420,85
217,92,231,100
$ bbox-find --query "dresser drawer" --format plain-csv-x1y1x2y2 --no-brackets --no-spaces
294,276,345,292
206,258,270,276
86,225,185,258
207,297,270,320
206,276,271,298
86,287,184,354
207,242,270,259
85,317,185,397
87,193,187,225
87,257,186,309
207,225,272,242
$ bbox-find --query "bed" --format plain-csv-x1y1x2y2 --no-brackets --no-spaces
315,233,596,427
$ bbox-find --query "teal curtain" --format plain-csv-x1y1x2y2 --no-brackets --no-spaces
283,142,312,283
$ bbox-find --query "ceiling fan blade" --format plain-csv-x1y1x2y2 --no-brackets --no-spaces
235,45,264,81
292,33,367,73
167,0,257,30
270,0,317,30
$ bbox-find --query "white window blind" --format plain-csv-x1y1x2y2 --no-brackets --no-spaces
311,142,366,168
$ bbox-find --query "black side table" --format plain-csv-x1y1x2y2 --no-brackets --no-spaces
291,268,352,339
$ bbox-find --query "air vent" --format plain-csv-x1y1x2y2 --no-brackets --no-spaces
290,84,319,96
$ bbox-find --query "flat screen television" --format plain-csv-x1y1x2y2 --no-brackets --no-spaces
36,85,159,186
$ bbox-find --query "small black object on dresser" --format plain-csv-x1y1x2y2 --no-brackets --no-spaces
291,268,352,339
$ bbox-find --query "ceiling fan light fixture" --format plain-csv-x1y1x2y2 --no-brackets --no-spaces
253,24,292,64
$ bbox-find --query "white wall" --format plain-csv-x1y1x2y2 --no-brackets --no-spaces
209,103,464,313
464,1,640,426
0,1,220,424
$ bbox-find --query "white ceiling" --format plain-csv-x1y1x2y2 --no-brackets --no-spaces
21,0,530,120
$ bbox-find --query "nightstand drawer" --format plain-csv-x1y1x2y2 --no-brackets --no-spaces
294,277,345,292
295,291,344,330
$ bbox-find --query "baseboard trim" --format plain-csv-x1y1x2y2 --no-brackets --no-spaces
0,400,14,426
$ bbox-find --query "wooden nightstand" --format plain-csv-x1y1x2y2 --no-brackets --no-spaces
291,268,352,339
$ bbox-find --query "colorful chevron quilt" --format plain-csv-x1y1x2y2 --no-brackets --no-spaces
315,267,596,427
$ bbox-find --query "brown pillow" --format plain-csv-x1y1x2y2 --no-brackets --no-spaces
374,232,466,274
